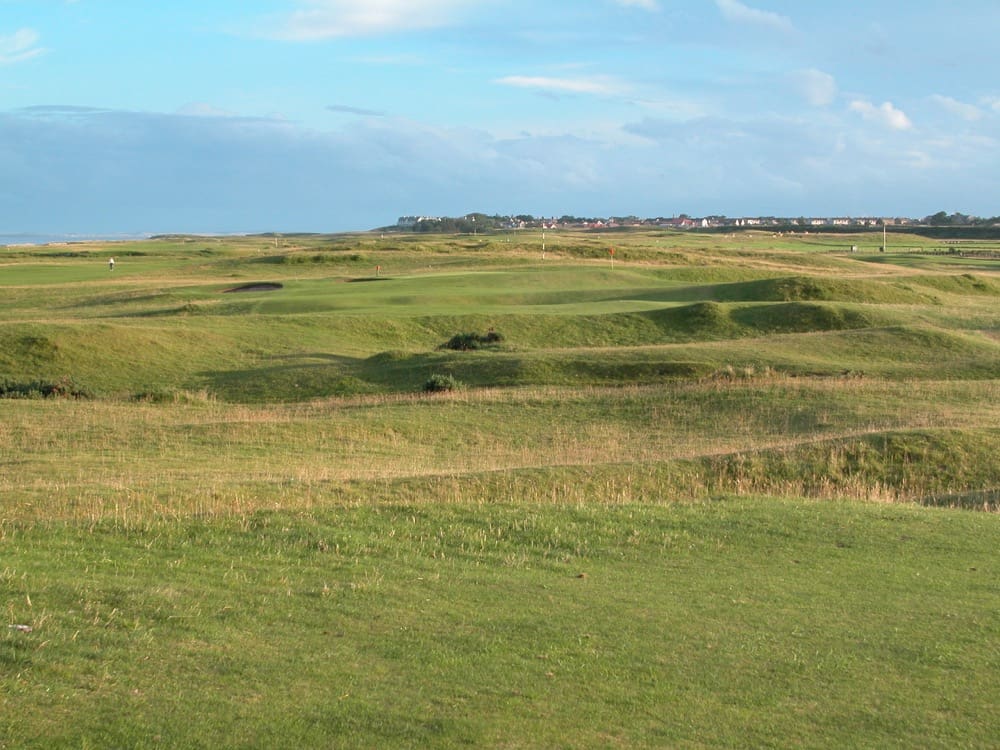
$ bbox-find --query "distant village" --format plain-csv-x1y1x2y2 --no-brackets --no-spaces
395,211,997,233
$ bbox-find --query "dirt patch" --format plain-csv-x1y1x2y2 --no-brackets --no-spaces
224,282,284,293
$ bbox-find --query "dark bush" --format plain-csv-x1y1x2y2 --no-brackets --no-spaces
443,333,482,351
441,330,504,351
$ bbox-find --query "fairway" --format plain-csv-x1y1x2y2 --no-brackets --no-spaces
2,229,999,747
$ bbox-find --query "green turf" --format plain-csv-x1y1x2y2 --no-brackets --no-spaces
3,500,999,748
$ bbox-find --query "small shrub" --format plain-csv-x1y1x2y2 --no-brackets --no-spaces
423,374,463,393
441,330,504,351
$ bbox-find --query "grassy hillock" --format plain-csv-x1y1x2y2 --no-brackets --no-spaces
688,275,936,304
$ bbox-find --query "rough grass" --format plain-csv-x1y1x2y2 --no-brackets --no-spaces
2,377,997,524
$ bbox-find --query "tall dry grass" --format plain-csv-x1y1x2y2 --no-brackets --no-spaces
3,376,997,524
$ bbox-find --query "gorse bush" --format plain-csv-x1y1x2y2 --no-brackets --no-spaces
441,330,504,351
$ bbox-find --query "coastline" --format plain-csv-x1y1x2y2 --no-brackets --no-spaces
0,233,152,247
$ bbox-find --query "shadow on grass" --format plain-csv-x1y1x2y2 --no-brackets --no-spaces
224,282,284,293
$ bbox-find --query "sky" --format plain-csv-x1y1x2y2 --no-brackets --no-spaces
2,0,999,234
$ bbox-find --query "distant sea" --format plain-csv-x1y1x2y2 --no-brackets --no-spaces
0,233,152,246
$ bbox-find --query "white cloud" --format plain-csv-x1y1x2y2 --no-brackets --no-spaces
929,95,982,122
849,100,913,131
790,69,837,107
6,103,1000,232
261,0,468,40
0,28,44,64
613,0,660,10
495,75,621,96
715,0,794,33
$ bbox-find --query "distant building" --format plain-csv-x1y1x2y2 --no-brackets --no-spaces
661,217,697,228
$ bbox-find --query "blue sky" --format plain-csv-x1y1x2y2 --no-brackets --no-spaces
2,0,999,233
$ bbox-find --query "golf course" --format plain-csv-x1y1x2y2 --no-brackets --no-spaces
2,228,998,747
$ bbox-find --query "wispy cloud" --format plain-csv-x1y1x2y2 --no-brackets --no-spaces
176,102,238,118
715,0,794,33
328,104,387,117
259,0,469,41
929,95,982,122
789,69,837,107
849,100,913,131
613,0,660,10
0,28,44,64
495,75,621,96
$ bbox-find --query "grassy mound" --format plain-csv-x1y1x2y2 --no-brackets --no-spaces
0,321,247,397
358,349,712,392
644,301,739,340
904,273,1000,296
643,301,893,341
4,317,994,402
708,275,933,304
730,302,888,334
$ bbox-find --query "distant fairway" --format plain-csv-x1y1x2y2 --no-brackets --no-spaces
2,230,997,400
2,229,998,747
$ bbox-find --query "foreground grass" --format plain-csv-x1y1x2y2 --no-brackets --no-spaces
3,499,999,748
